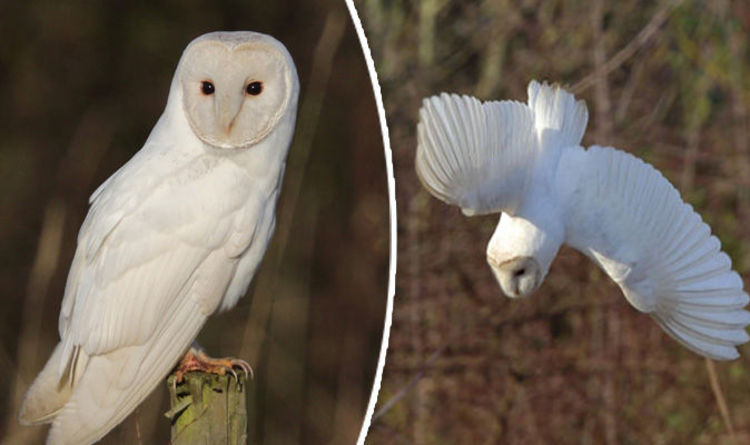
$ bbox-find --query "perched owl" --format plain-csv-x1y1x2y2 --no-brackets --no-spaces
416,81,750,360
19,31,299,444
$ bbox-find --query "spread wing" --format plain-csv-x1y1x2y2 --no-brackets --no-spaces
416,93,537,215
58,149,261,372
415,81,587,216
559,145,750,360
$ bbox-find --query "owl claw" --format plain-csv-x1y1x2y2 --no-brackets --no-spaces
173,347,254,385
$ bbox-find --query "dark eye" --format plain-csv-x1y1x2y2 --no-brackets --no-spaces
201,81,215,95
246,81,263,96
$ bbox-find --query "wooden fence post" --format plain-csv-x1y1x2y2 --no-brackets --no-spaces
165,372,247,444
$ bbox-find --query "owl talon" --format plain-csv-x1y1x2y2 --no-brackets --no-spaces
173,347,253,384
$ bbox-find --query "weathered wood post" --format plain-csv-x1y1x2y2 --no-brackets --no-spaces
165,372,248,444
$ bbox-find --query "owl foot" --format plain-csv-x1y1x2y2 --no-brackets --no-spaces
173,346,253,386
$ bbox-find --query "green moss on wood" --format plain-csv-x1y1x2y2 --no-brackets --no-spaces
166,372,247,444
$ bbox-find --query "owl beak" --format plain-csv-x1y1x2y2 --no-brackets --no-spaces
216,93,244,135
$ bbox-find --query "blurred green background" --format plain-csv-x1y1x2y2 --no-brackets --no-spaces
0,1,389,444
357,0,750,443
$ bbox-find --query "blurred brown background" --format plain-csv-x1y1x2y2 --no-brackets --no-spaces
357,0,750,443
0,1,389,444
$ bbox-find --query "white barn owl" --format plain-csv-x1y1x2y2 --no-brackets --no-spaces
416,80,750,360
19,31,299,444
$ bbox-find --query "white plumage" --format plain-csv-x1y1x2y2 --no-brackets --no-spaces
19,31,299,444
416,80,750,360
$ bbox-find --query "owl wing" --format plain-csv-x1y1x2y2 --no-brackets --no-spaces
24,150,269,442
558,145,750,360
416,81,587,215
58,148,263,371
416,94,536,215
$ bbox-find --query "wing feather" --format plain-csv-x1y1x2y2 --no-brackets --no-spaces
49,283,210,444
416,81,588,216
416,93,537,215
59,152,258,371
559,145,750,360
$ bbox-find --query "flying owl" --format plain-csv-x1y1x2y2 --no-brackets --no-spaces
18,31,299,444
416,80,750,360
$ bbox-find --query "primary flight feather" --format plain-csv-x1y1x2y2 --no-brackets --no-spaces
19,31,299,444
416,81,750,360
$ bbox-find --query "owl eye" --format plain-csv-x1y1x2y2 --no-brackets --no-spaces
201,81,215,95
246,81,263,96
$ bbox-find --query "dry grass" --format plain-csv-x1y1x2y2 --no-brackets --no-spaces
358,0,750,443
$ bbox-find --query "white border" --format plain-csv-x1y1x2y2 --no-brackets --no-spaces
344,1,397,444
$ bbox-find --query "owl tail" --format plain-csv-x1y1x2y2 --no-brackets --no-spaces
18,343,82,425
46,304,206,445
526,80,589,151
19,296,207,445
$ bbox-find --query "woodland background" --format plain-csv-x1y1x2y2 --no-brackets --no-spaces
0,1,389,444
358,0,750,443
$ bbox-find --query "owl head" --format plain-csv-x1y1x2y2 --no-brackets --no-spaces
174,31,299,150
